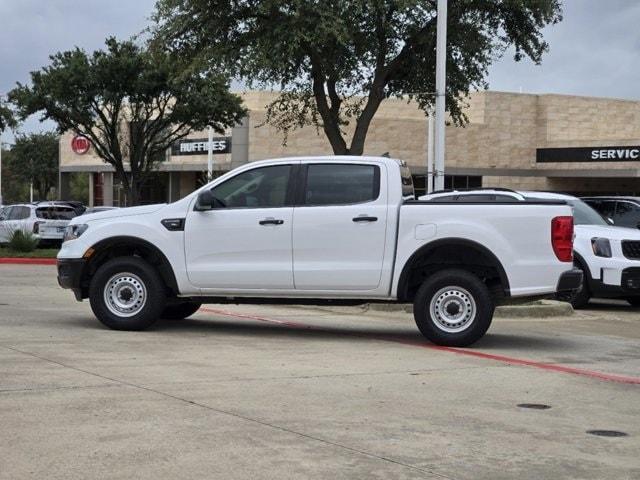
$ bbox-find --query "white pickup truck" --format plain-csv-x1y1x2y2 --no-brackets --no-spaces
57,156,581,346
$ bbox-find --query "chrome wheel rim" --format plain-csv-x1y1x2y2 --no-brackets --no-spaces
429,286,476,333
103,272,147,317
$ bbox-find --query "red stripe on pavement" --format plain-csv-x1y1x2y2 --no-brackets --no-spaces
199,307,640,386
0,257,57,265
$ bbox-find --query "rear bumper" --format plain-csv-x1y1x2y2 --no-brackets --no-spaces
57,258,86,301
556,268,583,294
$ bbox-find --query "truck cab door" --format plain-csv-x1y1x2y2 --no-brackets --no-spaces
292,162,388,291
184,163,297,291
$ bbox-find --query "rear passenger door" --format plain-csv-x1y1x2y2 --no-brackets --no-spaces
292,162,388,291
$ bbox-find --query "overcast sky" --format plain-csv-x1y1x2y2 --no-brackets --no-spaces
1,0,639,142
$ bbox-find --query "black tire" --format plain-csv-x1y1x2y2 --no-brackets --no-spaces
626,297,640,307
89,256,166,331
556,260,590,309
568,281,591,309
161,302,202,320
413,269,494,347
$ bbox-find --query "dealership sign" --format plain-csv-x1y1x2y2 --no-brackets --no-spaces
171,137,231,156
537,146,640,163
71,135,91,155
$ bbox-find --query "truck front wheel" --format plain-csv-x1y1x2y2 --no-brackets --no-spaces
413,269,494,347
89,257,166,331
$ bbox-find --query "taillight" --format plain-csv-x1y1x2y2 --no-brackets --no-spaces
33,221,43,234
551,216,573,262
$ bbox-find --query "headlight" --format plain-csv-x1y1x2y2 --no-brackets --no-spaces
591,237,612,258
63,224,88,242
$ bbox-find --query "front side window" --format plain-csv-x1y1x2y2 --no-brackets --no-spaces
210,165,292,208
585,200,616,221
614,201,640,228
304,164,380,206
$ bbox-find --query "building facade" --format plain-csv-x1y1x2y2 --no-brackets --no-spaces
59,90,640,206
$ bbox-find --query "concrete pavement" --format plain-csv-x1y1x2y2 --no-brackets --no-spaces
1,265,639,479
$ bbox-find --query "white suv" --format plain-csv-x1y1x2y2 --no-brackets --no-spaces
421,189,640,307
0,203,79,245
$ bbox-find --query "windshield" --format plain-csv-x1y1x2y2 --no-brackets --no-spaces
568,199,607,226
36,206,77,220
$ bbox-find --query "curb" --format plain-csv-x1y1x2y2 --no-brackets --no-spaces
0,257,57,265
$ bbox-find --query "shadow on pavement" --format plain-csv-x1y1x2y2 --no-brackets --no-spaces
54,313,578,353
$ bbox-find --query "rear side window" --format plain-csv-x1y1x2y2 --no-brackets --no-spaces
304,164,380,206
36,207,77,220
9,206,30,220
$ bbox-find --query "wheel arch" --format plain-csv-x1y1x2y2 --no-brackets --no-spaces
396,238,510,302
79,235,179,298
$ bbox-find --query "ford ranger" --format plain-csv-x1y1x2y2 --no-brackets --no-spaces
57,156,581,346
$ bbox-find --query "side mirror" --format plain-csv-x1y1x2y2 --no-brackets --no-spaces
195,190,214,211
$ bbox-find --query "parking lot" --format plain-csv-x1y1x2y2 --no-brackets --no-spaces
1,264,639,480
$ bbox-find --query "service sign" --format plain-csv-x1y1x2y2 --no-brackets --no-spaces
537,146,640,163
171,137,231,156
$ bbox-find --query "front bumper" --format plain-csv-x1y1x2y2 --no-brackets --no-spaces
57,258,86,301
556,268,583,295
589,267,640,298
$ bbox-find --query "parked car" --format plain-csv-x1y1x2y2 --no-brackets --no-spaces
0,202,79,245
582,196,640,230
57,156,580,347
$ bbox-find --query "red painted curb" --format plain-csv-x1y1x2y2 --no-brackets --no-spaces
0,257,57,265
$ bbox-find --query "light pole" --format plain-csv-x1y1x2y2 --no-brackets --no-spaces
207,126,214,182
434,0,448,190
0,140,3,206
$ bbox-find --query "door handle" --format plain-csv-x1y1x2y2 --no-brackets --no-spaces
259,218,284,225
352,216,378,223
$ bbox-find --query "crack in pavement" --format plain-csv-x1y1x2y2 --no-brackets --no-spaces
2,344,457,480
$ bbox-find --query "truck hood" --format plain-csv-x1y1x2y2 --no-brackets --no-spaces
575,224,640,241
77,204,166,224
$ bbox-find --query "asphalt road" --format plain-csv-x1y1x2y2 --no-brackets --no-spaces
1,265,639,480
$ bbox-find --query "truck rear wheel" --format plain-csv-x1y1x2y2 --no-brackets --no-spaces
89,257,166,331
161,302,202,320
413,269,494,347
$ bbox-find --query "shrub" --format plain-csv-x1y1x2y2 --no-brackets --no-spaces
8,229,39,252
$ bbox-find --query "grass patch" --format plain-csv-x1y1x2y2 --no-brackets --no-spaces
0,247,59,258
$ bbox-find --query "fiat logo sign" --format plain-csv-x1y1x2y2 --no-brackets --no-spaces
71,135,91,155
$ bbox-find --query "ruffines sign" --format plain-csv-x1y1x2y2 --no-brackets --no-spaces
171,137,231,156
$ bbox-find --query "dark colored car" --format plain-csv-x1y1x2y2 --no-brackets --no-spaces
581,197,640,230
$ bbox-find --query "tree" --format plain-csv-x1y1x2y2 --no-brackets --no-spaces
10,132,60,201
0,148,30,203
0,99,16,132
10,38,246,205
154,0,561,155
